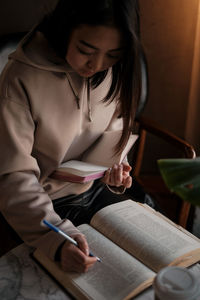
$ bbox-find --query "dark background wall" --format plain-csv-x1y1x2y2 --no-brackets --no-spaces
0,0,58,35
139,0,200,173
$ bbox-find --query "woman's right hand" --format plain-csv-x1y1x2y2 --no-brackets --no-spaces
60,233,97,272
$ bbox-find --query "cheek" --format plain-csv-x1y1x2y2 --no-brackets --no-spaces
103,59,119,70
66,50,85,69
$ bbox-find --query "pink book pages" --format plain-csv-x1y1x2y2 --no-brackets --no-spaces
50,160,108,183
51,169,106,183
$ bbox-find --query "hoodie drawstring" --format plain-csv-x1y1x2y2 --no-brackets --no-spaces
87,78,92,122
65,73,80,109
65,73,92,122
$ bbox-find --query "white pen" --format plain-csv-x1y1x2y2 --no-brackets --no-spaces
43,219,101,262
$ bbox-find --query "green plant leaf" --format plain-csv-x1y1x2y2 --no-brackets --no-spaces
157,157,200,206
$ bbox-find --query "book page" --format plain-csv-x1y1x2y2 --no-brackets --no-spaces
76,225,155,300
34,224,155,300
90,200,200,272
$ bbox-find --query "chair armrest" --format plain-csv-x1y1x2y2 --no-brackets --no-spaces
134,116,195,229
136,116,196,158
132,116,196,177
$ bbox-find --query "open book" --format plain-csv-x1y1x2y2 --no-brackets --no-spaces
51,131,138,183
33,200,200,300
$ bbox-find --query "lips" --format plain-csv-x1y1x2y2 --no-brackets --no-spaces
80,70,95,77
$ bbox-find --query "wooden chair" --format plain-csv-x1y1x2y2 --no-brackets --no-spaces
130,115,196,230
127,0,196,230
127,43,196,230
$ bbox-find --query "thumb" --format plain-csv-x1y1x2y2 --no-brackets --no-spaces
122,162,132,172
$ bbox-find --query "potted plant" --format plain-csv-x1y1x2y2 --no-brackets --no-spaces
158,157,200,206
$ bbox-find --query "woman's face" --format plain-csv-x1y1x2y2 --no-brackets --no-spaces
66,25,123,77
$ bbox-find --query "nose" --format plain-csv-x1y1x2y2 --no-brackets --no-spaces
87,55,104,73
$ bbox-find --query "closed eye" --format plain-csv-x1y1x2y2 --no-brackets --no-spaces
77,46,121,60
107,53,121,59
77,46,94,56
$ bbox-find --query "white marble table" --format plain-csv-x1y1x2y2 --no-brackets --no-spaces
0,244,200,300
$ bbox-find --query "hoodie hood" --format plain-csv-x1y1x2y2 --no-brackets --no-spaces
9,29,92,118
9,29,72,73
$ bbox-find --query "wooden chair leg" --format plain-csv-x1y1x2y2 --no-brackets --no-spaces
178,202,192,229
133,129,147,177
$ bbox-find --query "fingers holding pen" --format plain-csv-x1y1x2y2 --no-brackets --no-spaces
43,221,98,273
60,234,97,273
74,234,89,256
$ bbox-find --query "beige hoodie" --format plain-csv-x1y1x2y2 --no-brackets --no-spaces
0,30,124,259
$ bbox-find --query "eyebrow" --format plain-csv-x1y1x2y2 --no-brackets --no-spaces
79,40,123,52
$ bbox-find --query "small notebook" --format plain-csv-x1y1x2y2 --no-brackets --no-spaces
50,160,108,183
51,131,138,183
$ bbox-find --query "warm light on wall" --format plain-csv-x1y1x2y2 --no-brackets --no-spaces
185,0,200,154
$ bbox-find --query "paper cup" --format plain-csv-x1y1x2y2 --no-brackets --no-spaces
153,266,200,300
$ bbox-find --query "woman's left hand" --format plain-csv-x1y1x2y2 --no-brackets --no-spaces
101,162,132,188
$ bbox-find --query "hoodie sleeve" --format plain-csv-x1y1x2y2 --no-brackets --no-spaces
0,79,80,260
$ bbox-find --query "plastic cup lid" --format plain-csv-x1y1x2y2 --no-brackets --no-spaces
153,266,200,300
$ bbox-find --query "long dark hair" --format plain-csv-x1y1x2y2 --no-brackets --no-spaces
38,0,141,154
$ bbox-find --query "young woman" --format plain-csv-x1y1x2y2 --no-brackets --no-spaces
0,0,153,272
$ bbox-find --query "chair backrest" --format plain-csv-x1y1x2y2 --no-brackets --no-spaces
0,32,26,73
136,51,149,118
